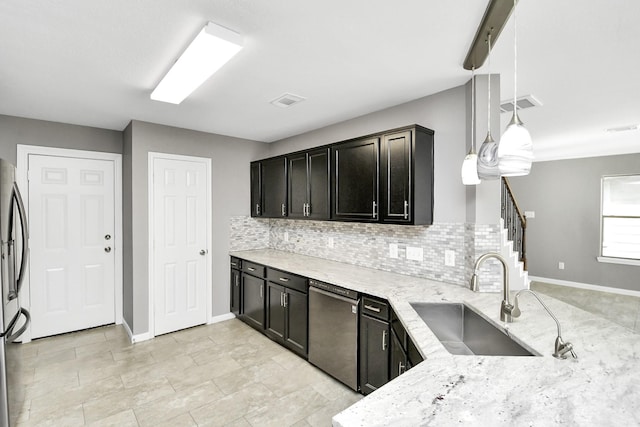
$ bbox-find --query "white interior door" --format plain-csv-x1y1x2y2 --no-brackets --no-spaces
152,156,208,336
28,154,116,338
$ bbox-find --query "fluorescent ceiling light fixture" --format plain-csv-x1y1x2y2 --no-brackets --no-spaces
151,21,243,104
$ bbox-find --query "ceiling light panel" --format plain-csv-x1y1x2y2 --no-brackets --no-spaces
151,22,243,104
270,93,306,108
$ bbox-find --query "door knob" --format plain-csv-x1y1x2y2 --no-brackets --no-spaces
199,249,207,255
105,247,112,253
105,234,111,240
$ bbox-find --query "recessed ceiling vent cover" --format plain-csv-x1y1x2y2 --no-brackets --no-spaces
270,93,306,108
500,94,542,113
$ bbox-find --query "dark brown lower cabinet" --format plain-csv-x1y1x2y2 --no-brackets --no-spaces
241,273,265,330
359,313,390,395
230,258,242,316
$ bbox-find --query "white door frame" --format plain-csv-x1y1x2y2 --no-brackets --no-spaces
16,144,123,343
148,152,212,339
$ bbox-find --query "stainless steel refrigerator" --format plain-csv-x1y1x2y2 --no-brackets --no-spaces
0,159,31,426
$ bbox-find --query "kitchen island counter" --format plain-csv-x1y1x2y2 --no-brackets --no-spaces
230,249,640,426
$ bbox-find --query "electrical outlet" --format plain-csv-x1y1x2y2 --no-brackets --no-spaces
284,231,289,242
445,250,456,267
558,262,565,270
389,243,398,258
406,246,423,261
525,211,535,219
327,237,334,248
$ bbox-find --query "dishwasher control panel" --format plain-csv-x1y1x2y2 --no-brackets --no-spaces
309,279,359,300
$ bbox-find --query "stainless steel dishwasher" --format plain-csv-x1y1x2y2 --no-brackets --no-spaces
308,279,360,391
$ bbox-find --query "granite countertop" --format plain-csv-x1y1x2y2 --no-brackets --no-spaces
230,249,640,426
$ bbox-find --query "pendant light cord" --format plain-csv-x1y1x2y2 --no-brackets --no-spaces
487,32,492,138
513,0,518,111
471,66,475,152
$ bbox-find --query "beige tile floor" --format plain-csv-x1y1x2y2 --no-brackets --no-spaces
8,319,362,426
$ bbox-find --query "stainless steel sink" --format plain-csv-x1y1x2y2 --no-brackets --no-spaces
410,302,537,356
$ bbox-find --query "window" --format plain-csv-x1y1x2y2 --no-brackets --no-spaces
601,175,640,260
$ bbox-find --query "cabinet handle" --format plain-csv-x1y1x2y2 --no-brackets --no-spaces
255,204,261,216
247,267,256,272
260,285,263,299
280,292,284,307
235,276,239,287
399,362,406,376
364,304,381,313
231,262,237,267
306,203,311,216
278,277,290,282
404,200,409,220
382,330,387,351
284,293,288,308
281,203,286,216
372,201,378,219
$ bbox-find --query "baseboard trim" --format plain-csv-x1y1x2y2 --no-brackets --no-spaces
529,276,640,298
121,319,153,344
208,313,236,324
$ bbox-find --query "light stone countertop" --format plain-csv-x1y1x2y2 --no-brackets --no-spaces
230,249,640,426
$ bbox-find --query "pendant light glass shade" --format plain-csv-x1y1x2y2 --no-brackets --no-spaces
498,0,533,176
462,68,480,185
477,33,501,180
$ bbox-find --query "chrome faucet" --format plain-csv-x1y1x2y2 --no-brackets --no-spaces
470,252,517,322
512,289,577,359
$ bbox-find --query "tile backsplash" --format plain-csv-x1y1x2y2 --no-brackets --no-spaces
230,216,502,290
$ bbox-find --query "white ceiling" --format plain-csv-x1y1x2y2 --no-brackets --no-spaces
1,1,639,160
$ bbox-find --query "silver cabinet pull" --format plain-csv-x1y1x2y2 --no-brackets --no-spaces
372,201,378,219
104,247,112,253
284,293,288,308
281,203,286,216
231,262,237,267
278,277,290,282
399,362,406,376
403,200,409,220
260,285,263,298
248,267,256,272
382,330,387,351
280,292,284,307
255,204,261,216
235,276,239,287
364,304,381,313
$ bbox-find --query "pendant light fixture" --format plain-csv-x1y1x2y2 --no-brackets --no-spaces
477,32,501,180
461,68,481,185
498,0,534,176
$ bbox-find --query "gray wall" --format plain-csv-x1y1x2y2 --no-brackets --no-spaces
122,123,134,328
508,153,640,291
0,115,122,164
268,85,468,223
126,120,268,334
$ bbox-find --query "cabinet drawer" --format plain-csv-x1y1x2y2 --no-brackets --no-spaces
242,261,265,277
266,268,307,293
361,296,389,321
230,257,241,269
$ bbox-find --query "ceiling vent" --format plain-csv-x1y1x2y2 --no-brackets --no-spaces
605,124,639,133
270,93,306,108
500,94,542,113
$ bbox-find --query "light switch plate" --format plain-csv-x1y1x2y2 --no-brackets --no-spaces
525,211,535,219
389,243,399,258
559,261,565,270
444,250,456,266
406,246,423,261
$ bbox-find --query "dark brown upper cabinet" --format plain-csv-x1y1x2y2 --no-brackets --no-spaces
332,137,380,222
250,124,434,225
287,148,330,220
380,126,434,225
252,156,288,218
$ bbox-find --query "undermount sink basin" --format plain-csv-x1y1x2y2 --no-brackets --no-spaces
410,302,537,356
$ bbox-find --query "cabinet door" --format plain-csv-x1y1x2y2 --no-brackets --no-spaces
230,268,241,315
287,153,308,219
241,273,265,329
262,157,287,218
284,287,308,356
333,138,379,221
381,130,412,224
266,283,285,341
359,315,389,395
390,329,408,381
250,162,262,217
307,148,330,220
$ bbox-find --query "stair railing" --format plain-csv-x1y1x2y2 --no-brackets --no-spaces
501,177,527,270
